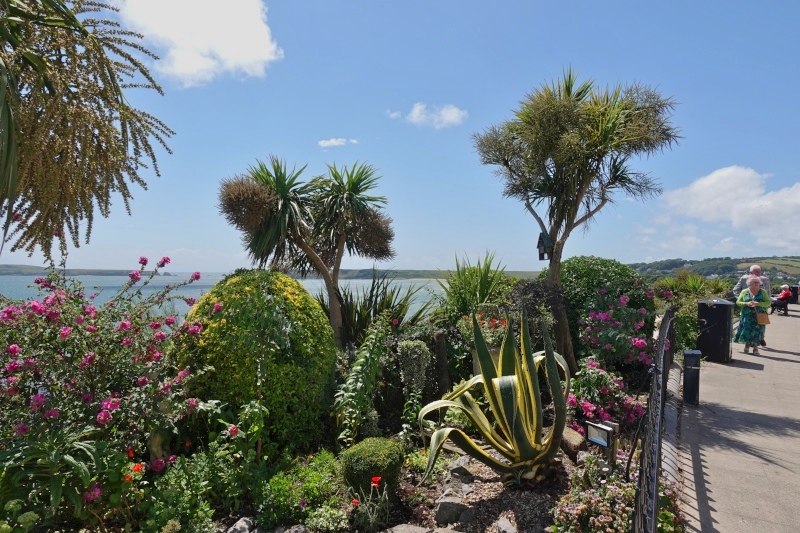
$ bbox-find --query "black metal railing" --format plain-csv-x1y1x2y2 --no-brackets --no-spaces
632,306,677,533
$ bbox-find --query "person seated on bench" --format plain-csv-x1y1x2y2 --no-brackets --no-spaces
770,284,791,315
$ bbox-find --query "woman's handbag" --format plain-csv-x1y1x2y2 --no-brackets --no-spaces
757,312,770,325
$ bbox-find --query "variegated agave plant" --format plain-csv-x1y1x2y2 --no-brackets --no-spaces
419,310,570,484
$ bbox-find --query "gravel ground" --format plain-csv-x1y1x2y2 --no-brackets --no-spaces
398,455,575,533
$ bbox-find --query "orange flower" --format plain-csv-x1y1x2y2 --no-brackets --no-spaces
124,474,132,482
131,463,143,473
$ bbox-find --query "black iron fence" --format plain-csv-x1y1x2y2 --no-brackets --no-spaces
632,306,678,533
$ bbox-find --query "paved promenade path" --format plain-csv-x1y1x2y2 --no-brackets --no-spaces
679,303,800,532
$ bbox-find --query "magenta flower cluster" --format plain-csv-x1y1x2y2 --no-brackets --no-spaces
578,284,656,368
0,255,213,511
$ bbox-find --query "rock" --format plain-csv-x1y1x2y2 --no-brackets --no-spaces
576,450,592,466
283,527,309,533
458,507,478,523
435,496,469,525
495,517,517,533
226,517,255,533
559,427,587,462
461,482,473,496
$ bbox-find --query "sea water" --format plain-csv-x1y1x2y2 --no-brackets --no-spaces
0,273,444,320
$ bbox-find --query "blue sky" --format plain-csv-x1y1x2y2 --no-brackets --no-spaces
3,0,800,274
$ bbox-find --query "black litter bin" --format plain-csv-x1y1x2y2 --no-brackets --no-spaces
696,298,734,363
790,286,799,305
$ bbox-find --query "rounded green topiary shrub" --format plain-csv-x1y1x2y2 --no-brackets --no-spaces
340,437,404,497
172,268,337,453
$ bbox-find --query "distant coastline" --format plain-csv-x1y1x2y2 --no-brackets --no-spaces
0,264,541,280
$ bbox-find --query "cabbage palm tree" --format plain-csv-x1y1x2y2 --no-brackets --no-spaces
218,156,395,348
473,69,679,373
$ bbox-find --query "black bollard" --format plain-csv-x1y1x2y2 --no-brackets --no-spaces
683,350,701,406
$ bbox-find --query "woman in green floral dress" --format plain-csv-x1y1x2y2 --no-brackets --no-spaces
734,276,770,355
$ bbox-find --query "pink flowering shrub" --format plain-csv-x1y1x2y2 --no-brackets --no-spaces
0,257,210,528
577,282,656,370
567,359,645,434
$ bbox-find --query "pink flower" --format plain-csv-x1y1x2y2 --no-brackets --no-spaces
587,359,599,369
101,398,121,411
59,326,72,339
619,295,630,306
149,458,166,472
190,272,201,281
29,301,45,314
4,360,21,374
185,297,197,306
599,289,607,295
392,318,399,326
96,410,111,425
6,344,20,356
212,302,223,315
599,408,611,421
663,290,673,299
81,393,94,403
157,256,171,268
138,256,148,266
646,290,654,298
164,316,176,326
44,409,60,419
30,393,46,411
83,482,102,502
74,315,85,325
228,425,240,437
137,376,149,387
187,398,199,408
567,393,578,407
118,320,132,331
15,423,29,436
121,337,132,346
188,324,202,335
152,351,163,361
154,331,167,342
129,270,141,282
604,343,613,350
80,353,95,368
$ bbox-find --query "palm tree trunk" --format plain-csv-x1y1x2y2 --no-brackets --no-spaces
546,243,578,375
327,283,344,349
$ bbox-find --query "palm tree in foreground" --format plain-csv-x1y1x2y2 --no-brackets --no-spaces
219,156,395,348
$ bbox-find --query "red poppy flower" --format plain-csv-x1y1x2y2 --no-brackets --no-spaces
126,447,134,458
352,499,359,507
131,463,143,472
124,474,132,482
371,475,381,488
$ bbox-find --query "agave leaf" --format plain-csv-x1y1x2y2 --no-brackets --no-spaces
423,427,513,480
497,322,516,377
443,374,484,399
418,397,513,458
491,375,538,460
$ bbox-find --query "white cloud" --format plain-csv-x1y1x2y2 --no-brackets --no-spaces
661,165,800,252
117,0,283,87
396,102,468,129
318,138,358,148
385,109,401,119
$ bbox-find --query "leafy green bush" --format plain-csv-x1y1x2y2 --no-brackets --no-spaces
340,437,404,498
433,252,514,324
305,505,349,533
255,451,342,530
332,317,390,448
315,270,432,347
549,455,685,532
140,457,216,533
173,269,337,456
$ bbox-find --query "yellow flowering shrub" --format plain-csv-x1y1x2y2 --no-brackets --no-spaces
172,269,337,454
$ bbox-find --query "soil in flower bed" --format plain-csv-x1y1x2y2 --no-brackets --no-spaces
395,457,575,532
